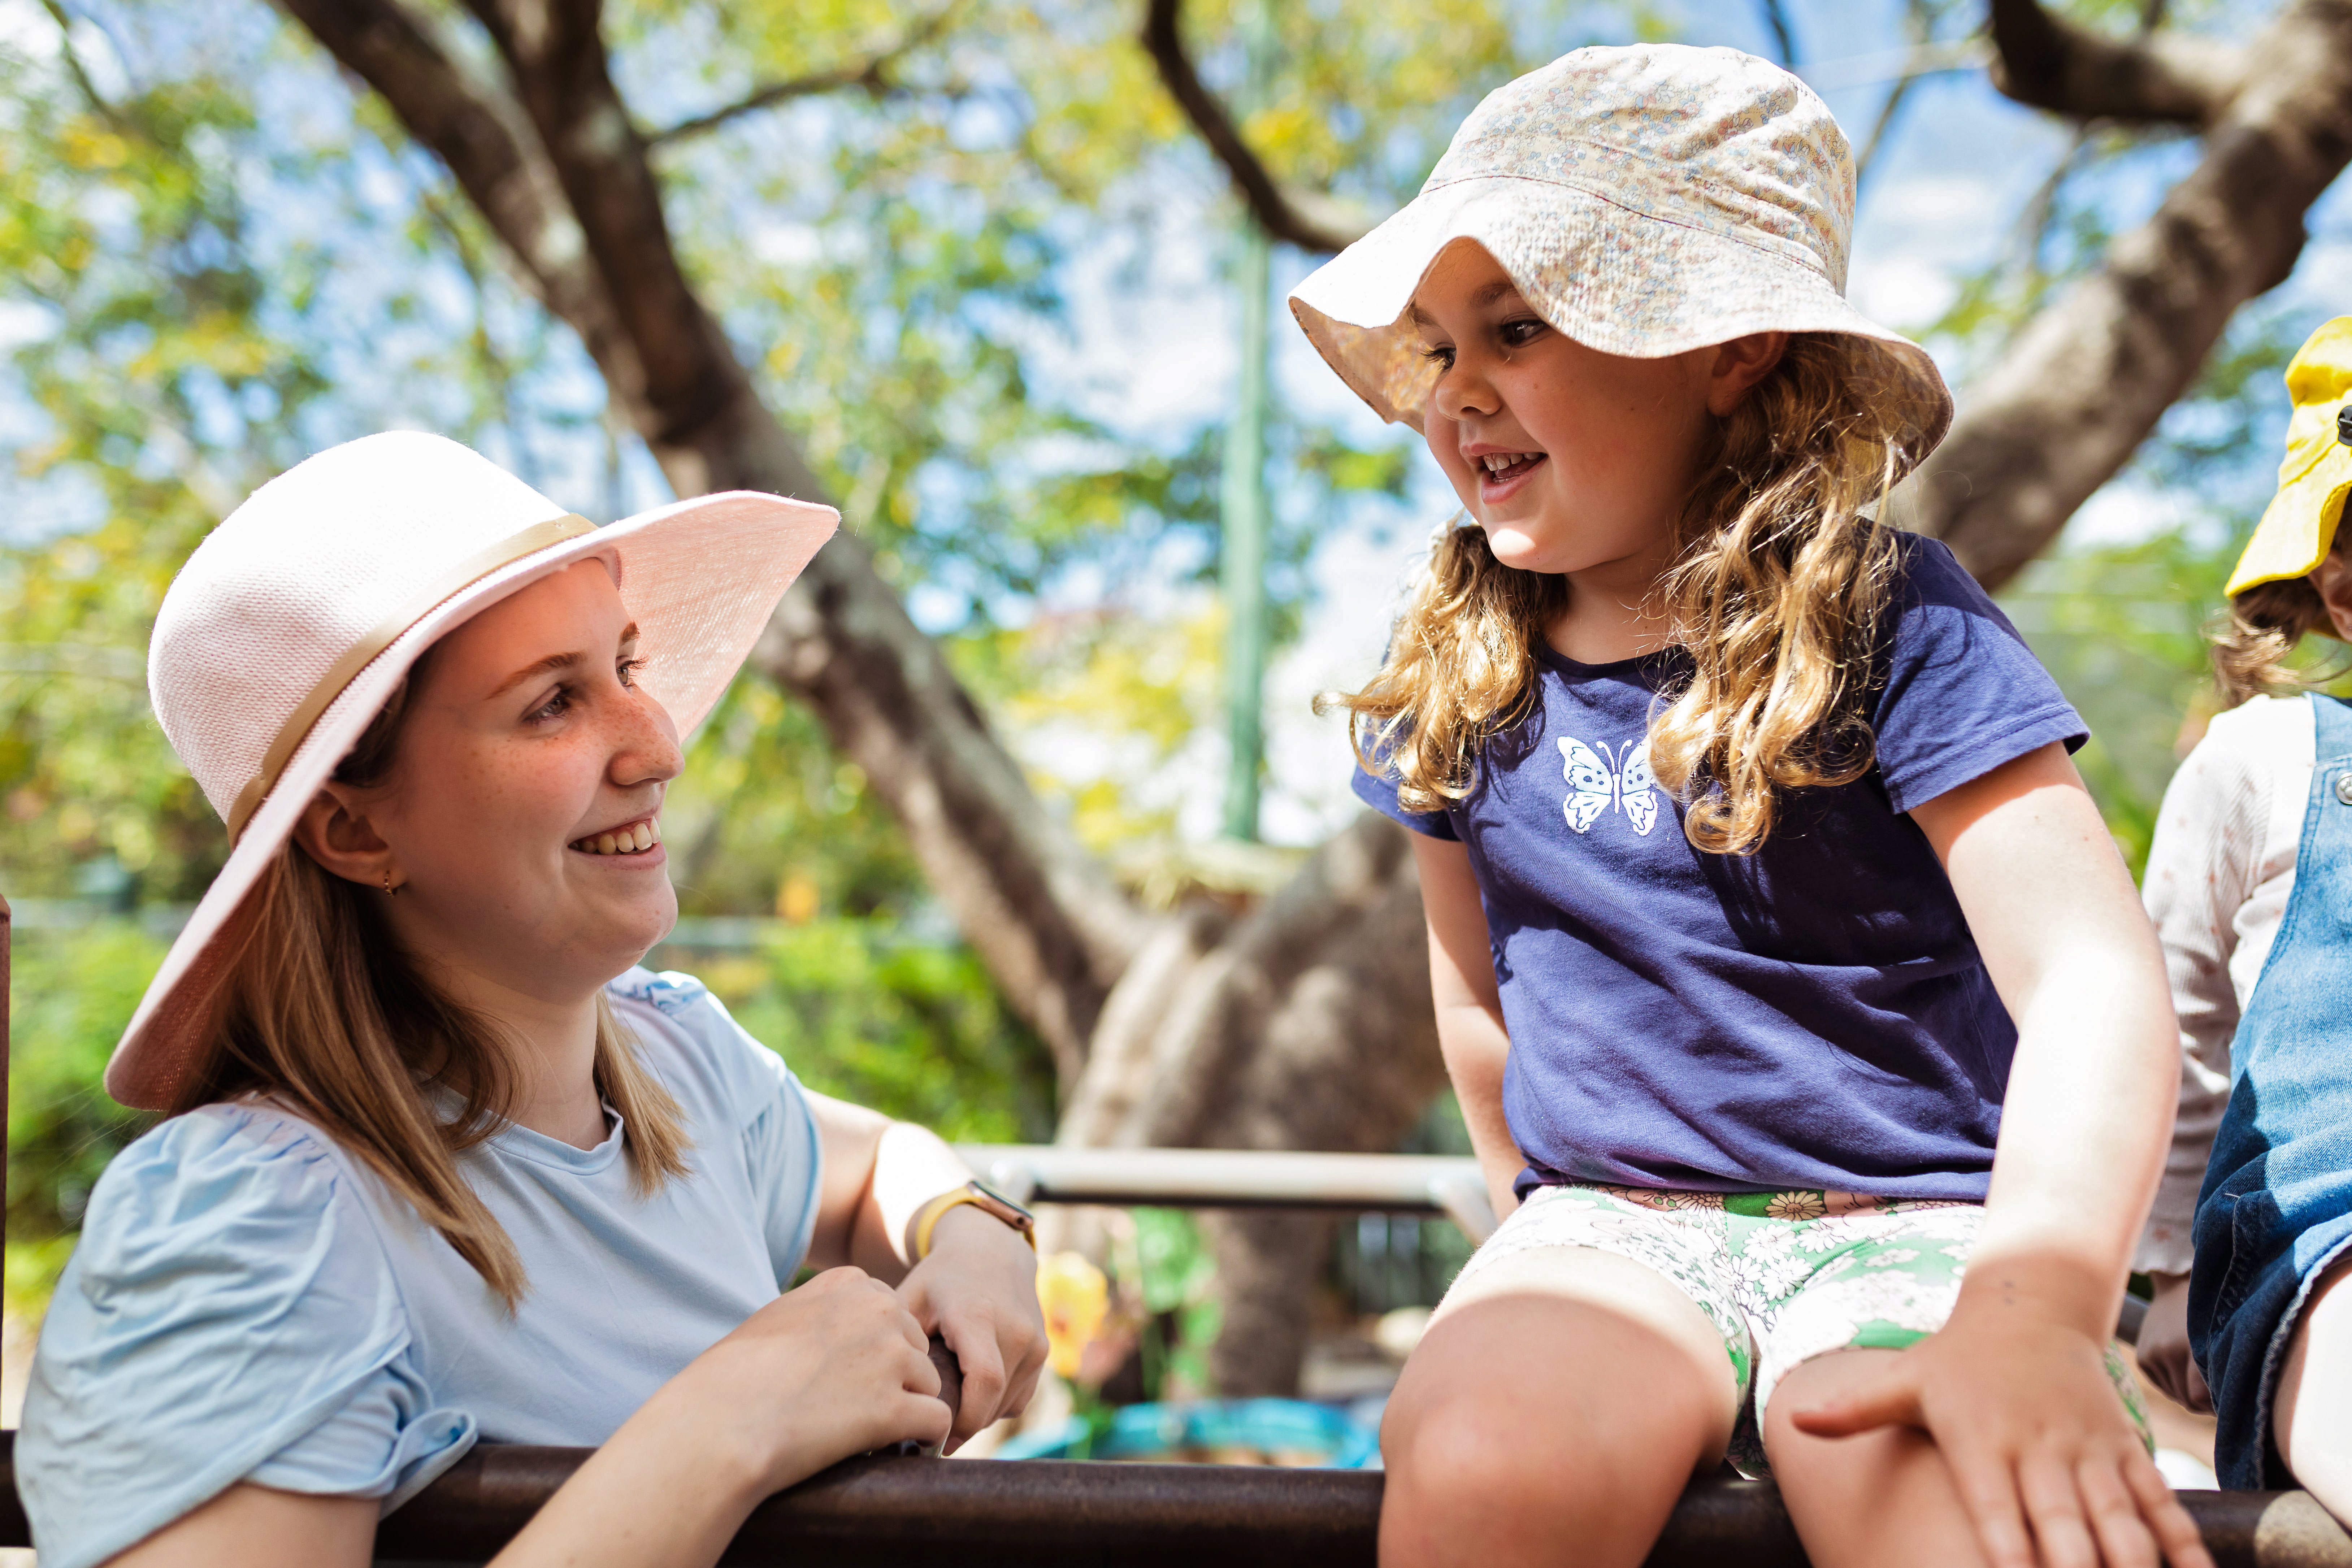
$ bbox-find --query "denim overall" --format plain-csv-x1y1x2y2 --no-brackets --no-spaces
2191,692,2352,1490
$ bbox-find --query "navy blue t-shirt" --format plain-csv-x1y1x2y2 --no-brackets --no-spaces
1357,533,2086,1201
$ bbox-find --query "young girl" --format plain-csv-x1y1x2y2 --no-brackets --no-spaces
17,432,1047,1568
2131,316,2352,1512
1295,45,2206,1568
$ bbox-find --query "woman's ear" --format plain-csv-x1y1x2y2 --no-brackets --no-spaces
1704,331,1790,416
293,785,399,891
2314,546,2352,642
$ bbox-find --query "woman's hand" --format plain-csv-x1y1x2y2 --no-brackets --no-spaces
1792,1290,2211,1568
2136,1274,2211,1414
645,1267,948,1497
895,1206,1047,1451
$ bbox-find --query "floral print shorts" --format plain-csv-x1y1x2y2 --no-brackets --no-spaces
1448,1182,2151,1478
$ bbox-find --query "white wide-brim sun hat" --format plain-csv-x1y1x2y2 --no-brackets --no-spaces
1289,43,1953,469
109,431,839,1111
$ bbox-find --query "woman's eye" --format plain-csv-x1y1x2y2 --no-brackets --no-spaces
527,687,571,722
617,656,646,687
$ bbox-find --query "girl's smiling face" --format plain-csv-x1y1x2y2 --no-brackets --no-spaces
1411,242,1775,585
303,559,683,1007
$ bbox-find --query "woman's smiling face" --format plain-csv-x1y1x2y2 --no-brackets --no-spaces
316,559,683,1007
1411,242,1723,581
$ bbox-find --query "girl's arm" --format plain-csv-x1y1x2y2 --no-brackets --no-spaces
1412,834,1523,1219
804,1091,1047,1450
1792,741,2210,1568
106,1269,948,1568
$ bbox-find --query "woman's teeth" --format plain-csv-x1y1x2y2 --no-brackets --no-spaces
572,819,660,856
1481,451,1543,477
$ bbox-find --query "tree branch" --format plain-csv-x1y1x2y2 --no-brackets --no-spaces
1758,0,1800,68
277,0,1153,1076
1139,0,1367,253
1986,0,2252,126
646,7,956,148
1918,0,2352,588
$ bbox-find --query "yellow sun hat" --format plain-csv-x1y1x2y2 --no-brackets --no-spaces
2227,317,2352,597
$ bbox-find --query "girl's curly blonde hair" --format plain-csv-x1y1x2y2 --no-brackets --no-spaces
1328,331,1910,857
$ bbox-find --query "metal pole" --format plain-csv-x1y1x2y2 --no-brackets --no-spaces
1218,1,1275,843
1,1435,2332,1567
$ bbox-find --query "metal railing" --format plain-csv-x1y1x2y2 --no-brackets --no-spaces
955,1142,1501,1242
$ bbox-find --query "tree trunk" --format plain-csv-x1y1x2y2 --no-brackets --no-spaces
1068,812,1447,1394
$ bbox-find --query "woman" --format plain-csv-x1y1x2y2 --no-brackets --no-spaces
20,432,1047,1568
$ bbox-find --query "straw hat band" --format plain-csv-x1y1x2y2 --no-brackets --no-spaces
224,511,596,842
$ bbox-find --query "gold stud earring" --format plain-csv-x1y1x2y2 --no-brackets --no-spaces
382,870,399,897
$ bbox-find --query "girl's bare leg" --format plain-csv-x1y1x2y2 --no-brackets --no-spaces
1766,1349,1989,1568
2276,1255,2352,1524
1378,1246,1739,1568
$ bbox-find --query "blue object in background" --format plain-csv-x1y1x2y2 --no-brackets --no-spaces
995,1398,1382,1468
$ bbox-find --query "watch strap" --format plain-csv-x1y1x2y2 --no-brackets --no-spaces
912,1181,1037,1260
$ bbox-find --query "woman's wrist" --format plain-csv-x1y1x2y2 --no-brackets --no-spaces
923,1198,1033,1262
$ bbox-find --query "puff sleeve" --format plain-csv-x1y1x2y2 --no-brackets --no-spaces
18,1104,474,1568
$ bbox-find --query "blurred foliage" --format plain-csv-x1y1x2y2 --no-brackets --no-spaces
1124,1206,1223,1401
5,922,161,1241
681,921,1058,1143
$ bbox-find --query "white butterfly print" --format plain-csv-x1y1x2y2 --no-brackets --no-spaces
1558,736,1660,836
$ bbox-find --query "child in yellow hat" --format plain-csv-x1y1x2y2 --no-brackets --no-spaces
2132,316,2352,1509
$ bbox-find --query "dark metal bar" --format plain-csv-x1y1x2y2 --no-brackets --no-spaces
0,1432,2342,1567
3,890,12,1268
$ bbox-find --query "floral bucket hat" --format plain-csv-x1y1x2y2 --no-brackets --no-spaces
1288,43,1953,471
2226,316,2352,598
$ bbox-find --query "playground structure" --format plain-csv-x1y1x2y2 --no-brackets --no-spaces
3,896,2351,1565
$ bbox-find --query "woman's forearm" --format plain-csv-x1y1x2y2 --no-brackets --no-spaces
488,1416,769,1568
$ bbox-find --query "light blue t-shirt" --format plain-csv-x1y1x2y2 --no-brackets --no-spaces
18,968,823,1568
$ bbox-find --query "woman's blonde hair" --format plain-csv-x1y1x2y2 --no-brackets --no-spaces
2211,534,2350,706
171,656,691,1309
1329,332,1907,856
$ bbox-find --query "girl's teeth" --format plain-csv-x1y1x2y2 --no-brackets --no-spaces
596,833,618,854
632,822,652,851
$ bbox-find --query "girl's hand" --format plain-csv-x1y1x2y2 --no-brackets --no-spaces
656,1266,949,1496
895,1205,1048,1450
1791,1300,2212,1568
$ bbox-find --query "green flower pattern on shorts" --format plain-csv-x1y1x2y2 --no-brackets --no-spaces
1455,1183,2151,1479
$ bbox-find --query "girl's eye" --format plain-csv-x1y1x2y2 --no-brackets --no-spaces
527,687,571,723
617,656,645,687
1419,342,1456,369
1499,317,1546,347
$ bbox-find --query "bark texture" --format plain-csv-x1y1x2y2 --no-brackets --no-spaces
1918,0,2352,587
1068,813,1446,1394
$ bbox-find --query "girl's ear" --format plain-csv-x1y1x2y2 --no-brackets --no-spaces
2314,547,2352,642
294,784,397,891
1703,332,1789,416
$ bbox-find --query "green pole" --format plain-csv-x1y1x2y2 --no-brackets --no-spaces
1220,222,1271,843
1220,0,1275,843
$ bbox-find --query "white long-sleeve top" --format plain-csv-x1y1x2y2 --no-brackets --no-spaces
2134,694,2314,1275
